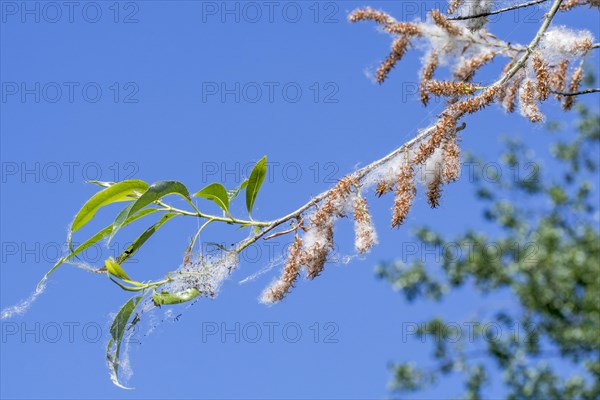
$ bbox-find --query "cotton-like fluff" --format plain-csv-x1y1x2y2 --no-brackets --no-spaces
455,0,494,31
1,282,46,320
353,195,378,253
162,251,238,298
539,27,594,63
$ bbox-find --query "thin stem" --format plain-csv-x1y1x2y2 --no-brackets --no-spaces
187,218,215,253
552,88,600,96
448,0,549,21
156,202,270,227
496,0,564,86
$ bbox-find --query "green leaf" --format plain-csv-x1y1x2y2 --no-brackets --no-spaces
107,296,142,390
109,180,192,243
193,183,230,214
87,180,115,188
116,213,178,264
36,209,158,291
105,257,131,281
70,180,148,234
152,288,202,306
227,179,248,202
245,156,267,218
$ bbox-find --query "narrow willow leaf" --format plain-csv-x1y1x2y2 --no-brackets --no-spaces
152,288,201,306
87,180,115,188
116,213,178,264
71,180,149,234
109,180,191,243
105,257,132,281
227,179,248,202
36,209,158,291
245,156,267,218
107,296,142,390
193,183,230,214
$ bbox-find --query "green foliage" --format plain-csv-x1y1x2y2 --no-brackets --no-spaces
33,157,271,388
377,104,600,399
107,296,143,389
246,155,267,218
152,288,202,306
194,183,232,215
109,180,192,242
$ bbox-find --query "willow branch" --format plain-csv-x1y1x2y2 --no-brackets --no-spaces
237,0,564,254
552,88,600,96
448,0,549,21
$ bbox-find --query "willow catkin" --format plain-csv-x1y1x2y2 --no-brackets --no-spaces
348,7,392,25
532,53,550,101
454,52,495,82
425,80,478,97
550,59,569,98
377,36,410,84
427,173,443,208
442,136,461,183
447,0,464,14
353,196,377,253
503,76,523,113
430,9,462,36
392,162,416,228
420,51,439,106
303,177,354,279
519,79,544,122
562,66,583,110
260,236,303,304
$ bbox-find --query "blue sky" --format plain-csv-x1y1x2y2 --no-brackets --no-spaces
1,1,598,399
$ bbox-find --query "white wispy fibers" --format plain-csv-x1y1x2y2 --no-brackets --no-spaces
1,282,46,320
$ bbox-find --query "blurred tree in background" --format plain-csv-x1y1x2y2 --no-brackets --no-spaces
377,90,599,399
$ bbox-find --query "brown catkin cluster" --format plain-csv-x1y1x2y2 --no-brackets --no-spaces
559,0,588,11
520,79,544,122
353,195,376,253
454,52,496,82
414,114,457,164
261,236,303,303
451,86,499,117
442,136,461,182
496,59,517,103
348,7,392,25
392,162,416,228
503,75,524,113
430,9,462,36
532,54,550,101
420,51,440,105
563,66,583,110
385,22,422,36
303,177,355,279
375,180,394,197
447,0,464,14
550,59,569,97
425,80,478,97
427,174,443,208
377,37,410,84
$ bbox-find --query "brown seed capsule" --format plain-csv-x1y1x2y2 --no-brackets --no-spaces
348,7,393,25
532,53,550,101
431,9,462,36
261,236,303,303
392,162,416,228
563,66,583,110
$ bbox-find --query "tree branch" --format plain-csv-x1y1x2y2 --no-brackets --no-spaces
238,0,565,253
448,0,549,21
552,88,600,96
